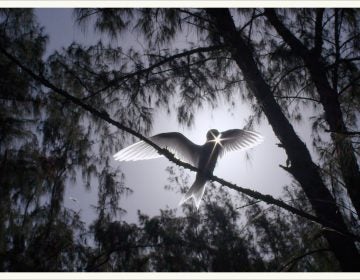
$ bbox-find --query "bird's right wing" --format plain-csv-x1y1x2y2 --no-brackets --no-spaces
219,129,264,158
113,132,201,167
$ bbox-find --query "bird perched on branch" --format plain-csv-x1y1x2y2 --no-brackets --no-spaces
113,129,264,209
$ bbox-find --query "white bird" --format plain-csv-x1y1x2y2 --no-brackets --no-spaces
113,129,264,209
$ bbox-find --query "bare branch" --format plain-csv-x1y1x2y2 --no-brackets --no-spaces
238,10,265,34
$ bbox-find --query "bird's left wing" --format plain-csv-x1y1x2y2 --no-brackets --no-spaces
113,132,201,167
219,129,264,157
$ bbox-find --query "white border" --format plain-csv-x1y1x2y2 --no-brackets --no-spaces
1,272,360,279
0,1,359,278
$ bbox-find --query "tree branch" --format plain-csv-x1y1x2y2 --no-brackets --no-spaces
177,8,214,25
271,64,306,94
338,75,360,95
1,46,359,243
82,44,226,100
313,8,325,57
264,9,309,57
239,10,265,34
265,9,360,221
325,129,360,136
274,95,321,103
333,9,340,90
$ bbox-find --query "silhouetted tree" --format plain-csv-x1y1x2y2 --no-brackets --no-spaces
72,7,360,270
85,168,339,271
0,8,359,271
0,9,127,271
264,7,360,219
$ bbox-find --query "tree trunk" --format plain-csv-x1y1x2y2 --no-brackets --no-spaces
206,8,360,271
264,8,360,219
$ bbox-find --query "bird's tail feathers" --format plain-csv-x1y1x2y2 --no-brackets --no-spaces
179,177,207,209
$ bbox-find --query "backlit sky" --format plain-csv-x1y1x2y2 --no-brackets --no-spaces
35,8,314,224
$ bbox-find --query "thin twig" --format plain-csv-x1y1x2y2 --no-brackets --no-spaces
274,95,320,103
325,129,360,136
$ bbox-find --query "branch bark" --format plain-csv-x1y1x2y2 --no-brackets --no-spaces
314,9,325,57
206,8,360,271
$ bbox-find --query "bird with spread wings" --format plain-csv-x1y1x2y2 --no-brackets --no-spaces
114,129,264,209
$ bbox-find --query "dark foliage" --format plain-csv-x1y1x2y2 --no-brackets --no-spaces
0,8,358,271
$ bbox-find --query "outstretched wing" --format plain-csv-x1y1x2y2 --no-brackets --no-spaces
219,129,264,157
113,132,201,167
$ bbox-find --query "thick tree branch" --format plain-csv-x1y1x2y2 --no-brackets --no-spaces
313,9,325,57
206,8,360,270
2,46,359,243
333,9,341,90
264,9,309,57
265,8,360,220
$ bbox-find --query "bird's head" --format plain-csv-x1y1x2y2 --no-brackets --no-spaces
206,129,221,143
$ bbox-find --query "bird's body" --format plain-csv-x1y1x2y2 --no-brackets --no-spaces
114,128,263,209
179,131,222,208
199,136,222,173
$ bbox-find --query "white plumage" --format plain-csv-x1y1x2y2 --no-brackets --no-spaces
114,129,264,209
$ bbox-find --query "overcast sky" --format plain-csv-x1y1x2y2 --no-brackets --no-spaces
34,8,307,224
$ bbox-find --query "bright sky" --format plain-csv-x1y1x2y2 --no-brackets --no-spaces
35,8,303,224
